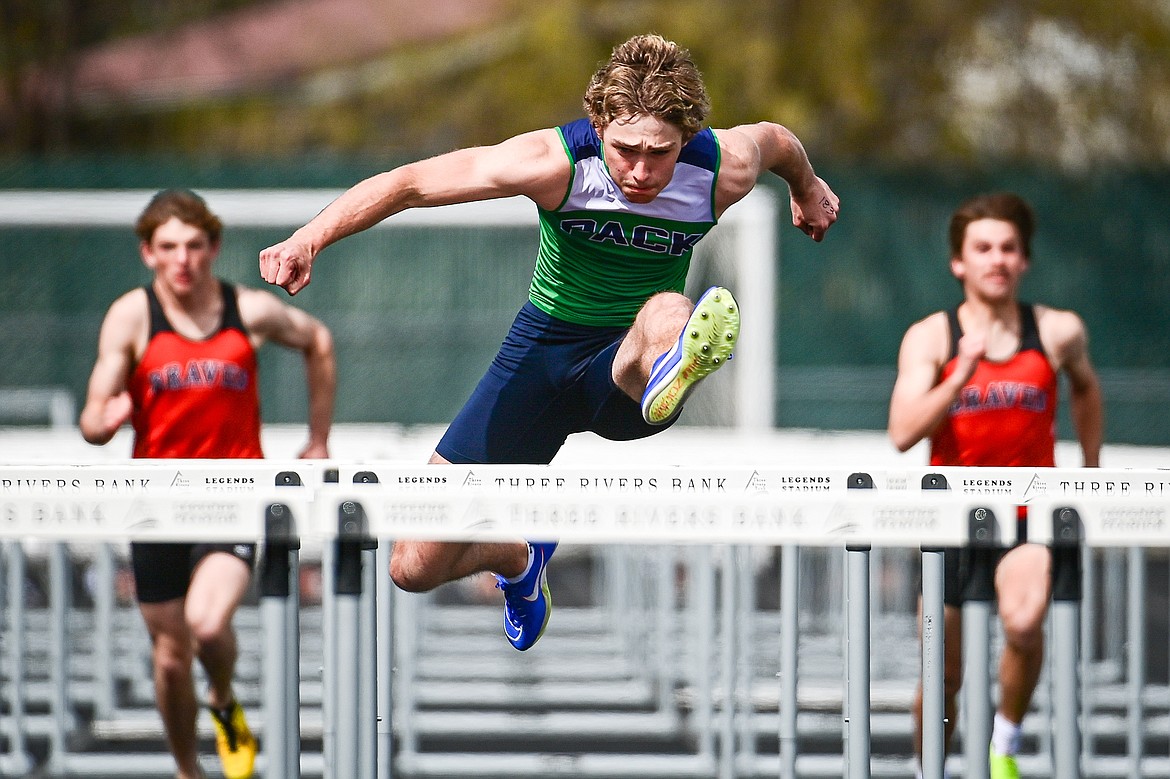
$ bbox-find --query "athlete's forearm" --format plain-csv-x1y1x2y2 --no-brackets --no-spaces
292,170,416,257
759,123,818,196
302,325,336,452
888,372,965,452
1070,382,1103,467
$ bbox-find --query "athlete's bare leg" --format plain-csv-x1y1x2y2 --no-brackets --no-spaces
139,598,202,778
186,553,251,710
611,291,694,399
994,543,1051,723
389,292,695,592
913,602,964,760
387,450,529,592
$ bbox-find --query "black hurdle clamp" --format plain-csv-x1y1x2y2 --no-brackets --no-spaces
335,500,368,596
260,471,302,598
848,472,874,490
921,473,949,491
846,472,873,551
1051,506,1083,602
276,471,303,488
353,472,380,550
261,503,297,598
963,506,1000,603
920,473,949,555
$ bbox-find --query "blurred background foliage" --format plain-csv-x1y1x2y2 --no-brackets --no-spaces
3,0,1170,170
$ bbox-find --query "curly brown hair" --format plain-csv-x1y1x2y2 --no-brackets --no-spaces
135,189,223,245
583,34,710,142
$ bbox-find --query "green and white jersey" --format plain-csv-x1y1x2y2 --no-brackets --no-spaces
529,118,721,326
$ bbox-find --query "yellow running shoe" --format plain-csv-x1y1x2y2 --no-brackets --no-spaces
208,700,256,779
989,746,1020,779
641,286,739,425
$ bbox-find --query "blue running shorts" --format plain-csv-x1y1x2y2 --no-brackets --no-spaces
436,302,676,464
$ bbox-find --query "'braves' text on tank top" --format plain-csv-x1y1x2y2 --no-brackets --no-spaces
130,281,263,459
929,303,1057,467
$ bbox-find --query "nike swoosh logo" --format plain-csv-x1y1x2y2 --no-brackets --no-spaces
520,551,545,601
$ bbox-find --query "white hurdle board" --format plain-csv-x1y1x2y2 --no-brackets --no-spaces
0,460,314,541
0,461,1165,547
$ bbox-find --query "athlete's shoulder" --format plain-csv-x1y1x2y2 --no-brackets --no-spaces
1033,303,1086,335
907,309,949,336
1033,303,1089,359
103,287,149,327
898,310,951,365
556,118,600,161
234,284,288,323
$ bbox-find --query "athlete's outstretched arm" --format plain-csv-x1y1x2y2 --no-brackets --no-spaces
716,123,839,241
259,130,569,296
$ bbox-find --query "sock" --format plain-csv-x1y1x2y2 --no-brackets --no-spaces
503,544,535,584
991,711,1022,756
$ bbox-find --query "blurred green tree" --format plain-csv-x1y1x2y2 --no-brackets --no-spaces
2,0,1169,169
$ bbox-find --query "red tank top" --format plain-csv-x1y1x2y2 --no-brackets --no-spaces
129,281,264,459
929,304,1057,467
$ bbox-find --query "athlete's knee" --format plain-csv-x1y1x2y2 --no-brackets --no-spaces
1001,609,1046,651
151,638,194,681
635,291,691,328
389,543,441,593
188,615,233,650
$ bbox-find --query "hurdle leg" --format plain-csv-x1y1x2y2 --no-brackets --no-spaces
260,503,299,779
654,546,676,717
393,572,419,764
1047,505,1083,779
690,545,716,761
360,541,377,779
736,546,757,774
375,540,394,779
46,542,76,775
778,545,800,779
844,544,871,779
92,543,117,719
334,501,367,779
961,547,997,779
718,544,738,779
0,542,35,777
1126,546,1146,777
1079,545,1096,770
920,547,947,779
286,547,302,776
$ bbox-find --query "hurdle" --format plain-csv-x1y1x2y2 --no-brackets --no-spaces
0,462,1167,777
0,461,316,777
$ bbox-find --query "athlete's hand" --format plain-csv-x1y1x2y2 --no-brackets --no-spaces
790,176,839,242
103,391,133,433
259,239,315,296
297,440,330,459
954,331,986,383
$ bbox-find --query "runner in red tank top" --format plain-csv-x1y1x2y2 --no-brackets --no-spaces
130,279,264,460
80,189,336,779
888,193,1102,779
928,302,1058,468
